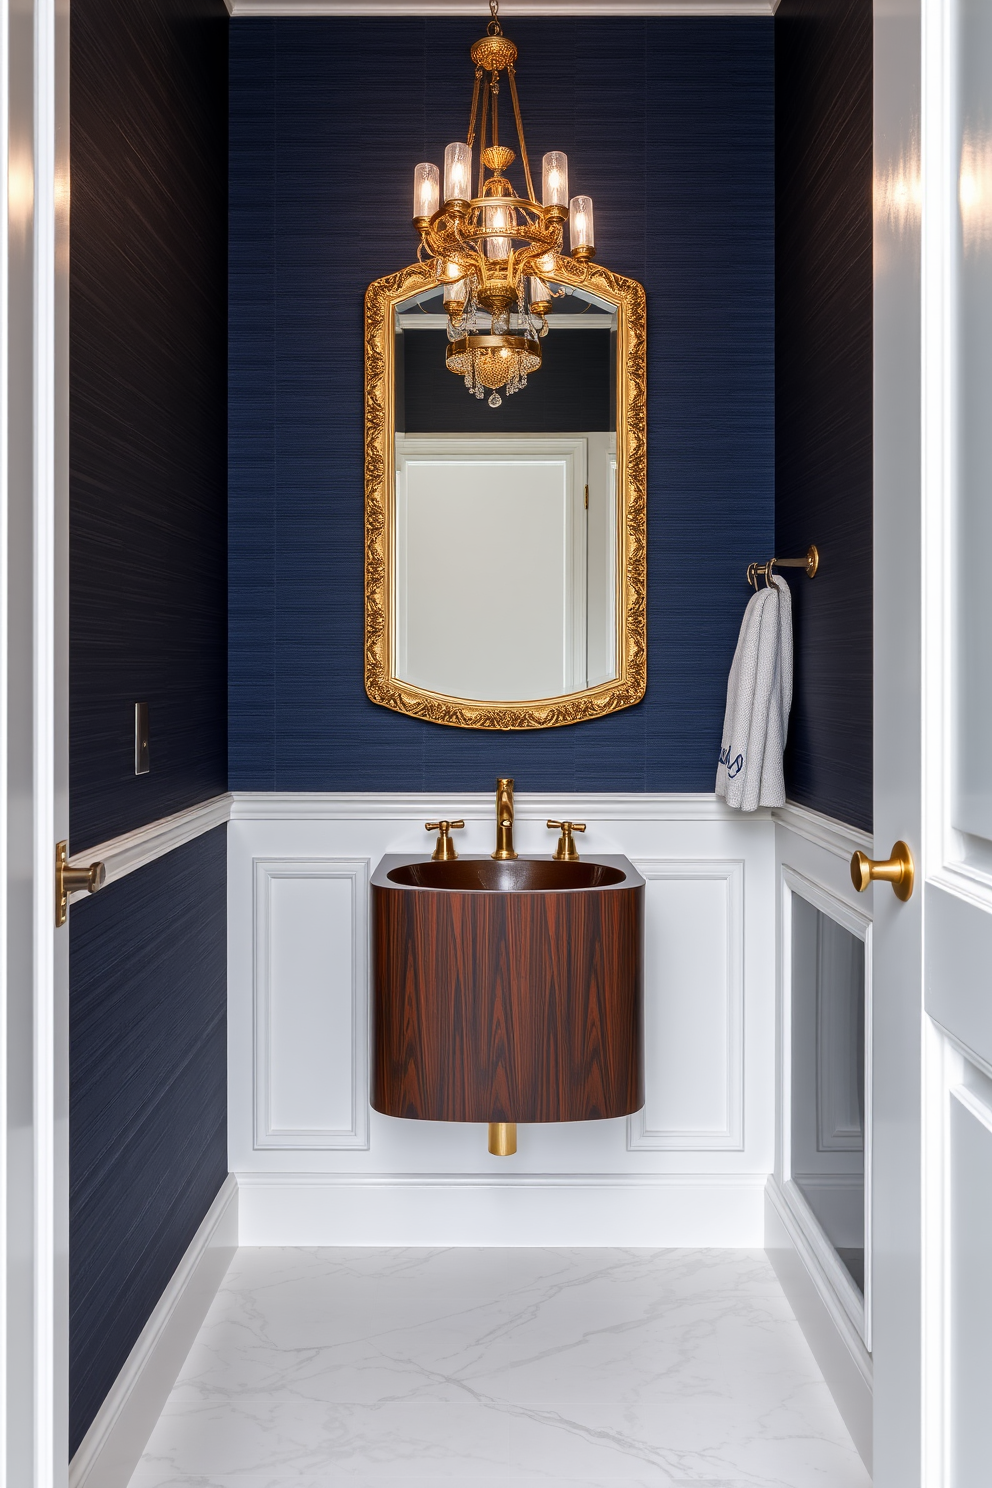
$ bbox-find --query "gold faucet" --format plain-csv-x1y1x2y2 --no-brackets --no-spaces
492,777,518,860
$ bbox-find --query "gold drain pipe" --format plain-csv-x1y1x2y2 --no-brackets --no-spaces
488,1122,517,1156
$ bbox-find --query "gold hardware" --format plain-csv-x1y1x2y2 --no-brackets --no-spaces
547,819,586,861
492,777,518,860
364,255,647,731
850,840,915,902
55,840,106,928
426,819,465,861
411,0,599,403
446,333,541,393
488,1121,517,1155
747,544,819,590
571,244,596,262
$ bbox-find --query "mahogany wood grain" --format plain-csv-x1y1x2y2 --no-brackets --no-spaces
372,855,644,1124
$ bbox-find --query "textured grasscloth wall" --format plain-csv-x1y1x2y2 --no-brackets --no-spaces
69,0,229,1456
229,18,774,791
775,0,873,830
69,830,228,1456
70,0,229,855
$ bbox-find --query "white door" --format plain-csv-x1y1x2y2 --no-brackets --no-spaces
2,0,71,1483
873,0,992,1481
393,435,588,700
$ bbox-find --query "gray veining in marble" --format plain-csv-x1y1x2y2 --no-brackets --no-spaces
128,1247,870,1486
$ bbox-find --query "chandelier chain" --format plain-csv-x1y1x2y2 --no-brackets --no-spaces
477,80,490,194
466,66,483,148
488,0,502,36
506,64,537,204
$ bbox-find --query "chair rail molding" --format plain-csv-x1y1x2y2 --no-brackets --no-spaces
773,801,873,860
67,793,232,895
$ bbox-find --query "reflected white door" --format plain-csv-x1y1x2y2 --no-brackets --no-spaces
874,0,992,1482
394,436,587,701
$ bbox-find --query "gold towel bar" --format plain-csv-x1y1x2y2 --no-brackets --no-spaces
747,544,819,589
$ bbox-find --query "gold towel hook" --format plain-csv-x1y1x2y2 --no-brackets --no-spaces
745,544,818,588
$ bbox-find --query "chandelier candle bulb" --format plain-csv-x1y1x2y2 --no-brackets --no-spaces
528,275,551,314
542,151,569,213
443,141,472,207
570,195,595,259
485,201,512,260
413,162,440,226
443,276,468,313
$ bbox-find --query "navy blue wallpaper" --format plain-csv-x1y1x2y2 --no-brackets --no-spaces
229,17,774,790
69,829,227,1457
70,0,229,855
69,0,230,1456
775,0,873,831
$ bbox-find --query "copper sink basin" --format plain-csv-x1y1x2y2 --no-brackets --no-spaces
386,857,627,892
372,853,644,1125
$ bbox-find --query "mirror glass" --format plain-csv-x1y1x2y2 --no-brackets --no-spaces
791,894,867,1296
392,282,618,703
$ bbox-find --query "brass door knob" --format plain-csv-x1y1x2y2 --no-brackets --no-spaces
426,819,464,862
55,840,107,927
850,840,915,901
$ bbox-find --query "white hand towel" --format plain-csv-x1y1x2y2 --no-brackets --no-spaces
715,573,793,811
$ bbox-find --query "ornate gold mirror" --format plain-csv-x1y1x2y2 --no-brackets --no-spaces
364,2,646,730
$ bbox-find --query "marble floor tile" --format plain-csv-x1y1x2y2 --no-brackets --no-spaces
128,1248,870,1487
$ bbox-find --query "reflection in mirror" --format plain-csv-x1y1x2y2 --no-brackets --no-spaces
393,283,617,703
791,895,866,1295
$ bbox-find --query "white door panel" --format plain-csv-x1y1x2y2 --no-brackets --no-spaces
926,885,992,1070
873,0,992,1478
949,1078,992,1486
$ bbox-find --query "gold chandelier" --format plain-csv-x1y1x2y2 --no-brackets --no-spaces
412,0,595,408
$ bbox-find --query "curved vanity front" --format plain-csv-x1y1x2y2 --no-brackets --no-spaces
371,854,645,1128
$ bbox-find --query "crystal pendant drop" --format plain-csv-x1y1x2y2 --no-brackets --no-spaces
489,392,502,408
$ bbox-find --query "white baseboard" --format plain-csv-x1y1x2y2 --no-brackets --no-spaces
764,1178,872,1472
235,1171,766,1246
69,1174,238,1488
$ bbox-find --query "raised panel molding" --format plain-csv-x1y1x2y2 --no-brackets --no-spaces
627,860,744,1151
253,857,370,1150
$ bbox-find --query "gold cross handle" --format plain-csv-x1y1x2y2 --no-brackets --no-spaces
547,820,587,862
425,820,465,862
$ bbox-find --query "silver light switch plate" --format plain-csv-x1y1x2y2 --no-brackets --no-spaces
135,702,150,774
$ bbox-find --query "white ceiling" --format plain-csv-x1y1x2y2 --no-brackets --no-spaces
226,1,776,17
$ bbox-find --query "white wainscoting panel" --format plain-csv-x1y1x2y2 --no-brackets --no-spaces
627,860,743,1150
253,858,369,1149
228,793,775,1244
771,813,875,1465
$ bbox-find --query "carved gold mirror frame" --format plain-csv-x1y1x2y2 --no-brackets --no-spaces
364,255,646,729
